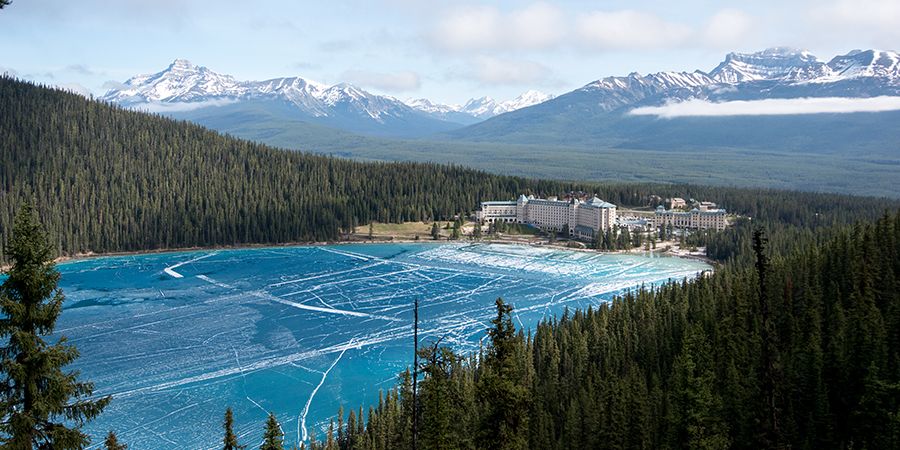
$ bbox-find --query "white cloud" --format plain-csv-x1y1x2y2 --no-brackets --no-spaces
129,99,240,113
575,10,694,50
430,2,566,51
102,80,131,91
813,0,900,27
0,67,19,78
702,9,756,49
464,55,555,86
811,0,900,43
629,96,900,118
56,83,92,97
506,3,567,50
341,70,421,92
63,64,96,76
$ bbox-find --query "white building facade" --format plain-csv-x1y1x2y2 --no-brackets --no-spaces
652,205,728,231
476,195,617,240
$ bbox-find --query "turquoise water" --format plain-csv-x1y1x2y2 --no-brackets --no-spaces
53,243,709,449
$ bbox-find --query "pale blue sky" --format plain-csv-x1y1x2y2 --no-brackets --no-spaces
1,0,897,105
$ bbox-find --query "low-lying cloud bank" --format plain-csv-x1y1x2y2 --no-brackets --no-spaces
129,99,239,114
629,96,900,118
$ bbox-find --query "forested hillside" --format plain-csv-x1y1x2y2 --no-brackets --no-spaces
0,76,558,261
3,75,900,449
3,76,899,266
323,212,900,450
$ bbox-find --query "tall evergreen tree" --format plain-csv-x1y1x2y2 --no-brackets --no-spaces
103,431,126,450
431,223,441,240
0,204,110,449
260,412,284,450
417,341,458,450
223,406,246,450
476,298,529,450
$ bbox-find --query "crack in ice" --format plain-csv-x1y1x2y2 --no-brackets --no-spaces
300,339,353,441
163,252,216,278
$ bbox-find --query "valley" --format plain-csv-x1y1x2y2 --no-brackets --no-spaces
100,48,900,199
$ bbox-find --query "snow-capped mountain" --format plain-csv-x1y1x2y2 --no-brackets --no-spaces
429,48,900,146
104,48,900,145
404,90,555,124
104,59,249,104
101,60,463,138
500,90,556,112
577,70,714,113
561,47,900,113
103,59,557,137
708,47,826,84
818,49,900,82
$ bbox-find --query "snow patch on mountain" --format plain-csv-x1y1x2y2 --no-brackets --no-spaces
571,48,900,114
405,90,555,122
709,47,825,84
101,60,429,123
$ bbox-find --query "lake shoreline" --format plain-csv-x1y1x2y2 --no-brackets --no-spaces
49,237,716,267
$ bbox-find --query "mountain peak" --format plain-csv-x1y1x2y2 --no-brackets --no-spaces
168,59,195,72
709,47,824,83
824,49,900,81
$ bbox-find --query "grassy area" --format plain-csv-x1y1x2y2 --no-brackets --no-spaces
350,221,545,241
356,222,434,239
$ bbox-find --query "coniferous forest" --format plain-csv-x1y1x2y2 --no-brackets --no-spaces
2,76,900,449
2,75,898,263
320,212,900,450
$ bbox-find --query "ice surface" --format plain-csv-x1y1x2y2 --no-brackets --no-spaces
53,243,708,449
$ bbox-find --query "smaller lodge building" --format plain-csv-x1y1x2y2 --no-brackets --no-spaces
652,204,728,231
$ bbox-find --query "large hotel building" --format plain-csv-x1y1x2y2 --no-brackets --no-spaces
475,195,617,241
476,195,729,239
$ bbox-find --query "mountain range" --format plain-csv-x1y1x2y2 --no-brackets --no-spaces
101,60,553,138
429,47,900,145
102,48,900,144
99,48,900,198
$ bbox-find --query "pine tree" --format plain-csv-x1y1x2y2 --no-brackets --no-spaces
418,341,458,450
476,298,529,450
260,412,284,450
0,204,110,449
104,431,126,450
669,325,730,450
431,222,440,240
223,406,246,450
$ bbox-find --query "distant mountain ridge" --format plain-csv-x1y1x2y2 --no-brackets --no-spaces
573,48,900,112
101,60,554,138
404,90,556,124
101,48,900,150
429,47,900,145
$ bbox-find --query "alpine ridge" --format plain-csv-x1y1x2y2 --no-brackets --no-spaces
101,60,555,138
427,47,900,146
404,90,556,124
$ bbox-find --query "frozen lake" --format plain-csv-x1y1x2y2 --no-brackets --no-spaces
53,243,709,449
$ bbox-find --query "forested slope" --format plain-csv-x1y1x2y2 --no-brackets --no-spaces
0,77,563,261
326,212,900,450
3,76,900,449
4,77,899,267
